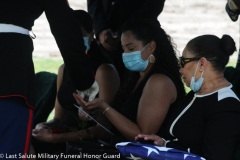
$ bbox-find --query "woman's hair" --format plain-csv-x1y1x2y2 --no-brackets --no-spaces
73,10,93,34
111,19,185,110
186,34,236,72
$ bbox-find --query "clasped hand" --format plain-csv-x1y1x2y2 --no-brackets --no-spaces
135,134,166,146
73,93,105,113
99,29,120,51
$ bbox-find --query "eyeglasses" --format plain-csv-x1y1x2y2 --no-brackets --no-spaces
179,57,200,68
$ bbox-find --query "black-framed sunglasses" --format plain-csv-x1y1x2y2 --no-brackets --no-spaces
179,57,200,68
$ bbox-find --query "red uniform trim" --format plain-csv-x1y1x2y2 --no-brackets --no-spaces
0,95,35,109
23,109,33,160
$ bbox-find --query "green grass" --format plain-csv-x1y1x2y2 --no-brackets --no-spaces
33,57,63,74
226,59,237,67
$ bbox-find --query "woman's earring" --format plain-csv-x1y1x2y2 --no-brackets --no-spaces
148,54,155,64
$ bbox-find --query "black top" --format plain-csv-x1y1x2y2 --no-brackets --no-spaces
58,39,112,109
165,86,240,160
110,69,185,144
0,0,95,107
87,0,166,38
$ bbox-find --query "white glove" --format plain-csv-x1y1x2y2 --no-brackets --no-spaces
76,80,99,102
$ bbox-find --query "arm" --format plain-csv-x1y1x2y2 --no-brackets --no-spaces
43,0,94,90
35,64,65,130
117,0,166,35
33,63,120,143
202,99,240,160
78,63,120,120
58,64,120,142
53,65,66,122
87,0,119,51
70,63,120,141
87,0,108,39
95,64,120,103
76,74,177,141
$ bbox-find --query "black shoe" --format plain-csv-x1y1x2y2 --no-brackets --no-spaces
225,2,240,22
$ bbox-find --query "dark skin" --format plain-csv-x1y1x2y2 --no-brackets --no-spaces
99,29,120,51
73,30,177,142
32,27,120,143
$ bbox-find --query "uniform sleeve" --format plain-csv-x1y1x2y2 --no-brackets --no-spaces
87,0,108,38
202,98,240,160
43,0,94,90
116,0,166,36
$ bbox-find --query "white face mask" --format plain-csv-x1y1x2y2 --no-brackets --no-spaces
83,37,90,51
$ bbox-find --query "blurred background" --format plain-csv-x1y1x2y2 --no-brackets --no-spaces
32,0,239,73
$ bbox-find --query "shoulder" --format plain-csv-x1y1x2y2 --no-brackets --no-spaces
144,74,177,102
95,63,119,83
97,63,117,73
146,73,176,89
218,87,240,102
205,88,240,115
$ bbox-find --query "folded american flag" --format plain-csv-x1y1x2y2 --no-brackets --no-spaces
116,142,206,160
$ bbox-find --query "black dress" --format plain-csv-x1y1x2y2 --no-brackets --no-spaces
164,86,240,160
110,68,185,144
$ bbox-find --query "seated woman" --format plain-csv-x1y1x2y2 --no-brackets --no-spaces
74,19,186,144
135,34,240,160
32,10,120,153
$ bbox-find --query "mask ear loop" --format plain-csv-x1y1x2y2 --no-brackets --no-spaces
194,60,204,80
140,43,150,52
193,61,200,78
200,69,204,78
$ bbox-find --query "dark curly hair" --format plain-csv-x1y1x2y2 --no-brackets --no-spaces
111,19,186,110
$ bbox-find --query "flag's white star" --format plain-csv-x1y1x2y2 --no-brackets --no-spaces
126,153,143,160
143,146,159,156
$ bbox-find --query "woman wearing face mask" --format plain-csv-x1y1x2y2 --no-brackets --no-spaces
136,34,240,160
32,10,120,155
74,19,186,144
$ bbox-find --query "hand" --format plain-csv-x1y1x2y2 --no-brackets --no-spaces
32,128,57,143
135,134,166,146
99,29,120,51
35,119,60,130
76,81,99,102
73,93,105,110
78,106,92,121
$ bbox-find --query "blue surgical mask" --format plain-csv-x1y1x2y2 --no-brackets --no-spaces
122,43,149,72
83,37,90,51
190,61,204,92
